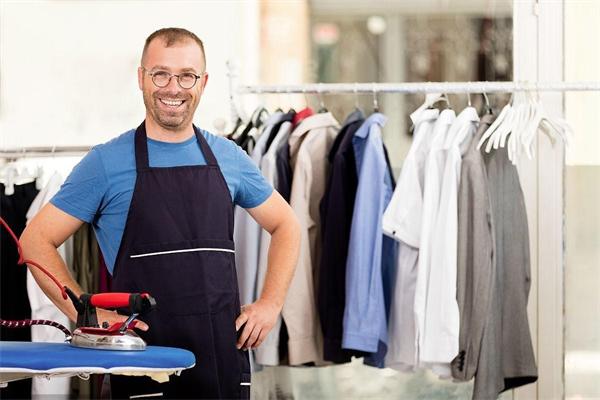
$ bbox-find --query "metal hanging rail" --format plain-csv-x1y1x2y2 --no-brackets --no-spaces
0,146,92,159
237,81,600,94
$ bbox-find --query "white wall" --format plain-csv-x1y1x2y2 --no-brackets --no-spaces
0,0,259,148
565,0,600,166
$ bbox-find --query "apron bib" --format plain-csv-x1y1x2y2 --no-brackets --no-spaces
109,122,250,399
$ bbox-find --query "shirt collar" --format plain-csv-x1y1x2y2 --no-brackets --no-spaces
354,112,387,139
410,108,439,125
290,112,340,138
343,109,365,125
263,111,285,127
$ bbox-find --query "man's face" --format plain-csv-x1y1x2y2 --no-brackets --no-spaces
138,39,208,132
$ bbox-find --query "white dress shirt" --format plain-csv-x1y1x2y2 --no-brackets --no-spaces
234,113,284,308
253,120,293,365
26,172,71,398
423,107,479,378
413,108,456,376
382,108,439,371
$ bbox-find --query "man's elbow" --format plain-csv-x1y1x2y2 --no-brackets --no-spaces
272,207,301,244
19,224,39,259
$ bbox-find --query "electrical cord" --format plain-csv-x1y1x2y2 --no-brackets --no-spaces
0,216,72,340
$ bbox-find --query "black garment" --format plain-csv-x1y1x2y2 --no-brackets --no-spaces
275,129,293,203
317,109,366,363
1,181,38,399
110,122,250,399
265,111,294,153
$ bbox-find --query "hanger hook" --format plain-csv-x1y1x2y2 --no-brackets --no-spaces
372,83,379,112
467,93,472,107
302,88,309,108
354,83,360,109
275,87,281,108
318,83,325,110
442,93,451,109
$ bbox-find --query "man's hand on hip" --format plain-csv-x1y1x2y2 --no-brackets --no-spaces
235,299,280,350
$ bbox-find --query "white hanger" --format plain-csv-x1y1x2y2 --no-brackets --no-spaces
1,164,19,195
477,93,513,151
517,97,572,162
497,91,530,157
485,102,514,153
410,92,448,125
498,90,572,164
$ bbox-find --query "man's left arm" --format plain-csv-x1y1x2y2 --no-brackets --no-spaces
235,191,300,350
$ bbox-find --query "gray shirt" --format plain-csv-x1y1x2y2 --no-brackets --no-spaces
452,114,538,399
452,114,496,386
485,137,538,394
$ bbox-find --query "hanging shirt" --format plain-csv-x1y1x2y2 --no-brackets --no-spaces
254,119,294,365
342,113,397,365
234,112,284,308
25,172,71,399
284,112,339,365
451,114,497,391
318,109,366,364
413,108,455,375
51,127,273,274
382,108,439,372
484,143,538,395
423,107,479,378
275,111,299,203
1,181,38,399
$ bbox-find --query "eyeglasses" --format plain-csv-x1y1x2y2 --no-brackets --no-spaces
142,67,205,89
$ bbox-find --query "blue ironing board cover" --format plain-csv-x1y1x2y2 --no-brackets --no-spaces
0,342,195,375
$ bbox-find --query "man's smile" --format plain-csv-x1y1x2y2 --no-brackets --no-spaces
158,98,186,108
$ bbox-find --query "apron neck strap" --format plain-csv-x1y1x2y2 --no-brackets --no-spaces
134,121,219,171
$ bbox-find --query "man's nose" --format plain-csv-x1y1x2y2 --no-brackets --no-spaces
164,75,182,91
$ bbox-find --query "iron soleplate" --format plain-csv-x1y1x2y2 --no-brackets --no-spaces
70,328,146,351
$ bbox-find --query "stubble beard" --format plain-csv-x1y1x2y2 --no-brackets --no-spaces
143,89,197,132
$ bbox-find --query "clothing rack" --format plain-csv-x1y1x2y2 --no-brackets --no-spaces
236,81,600,94
0,146,92,159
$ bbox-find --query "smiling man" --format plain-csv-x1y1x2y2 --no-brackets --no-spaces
20,28,300,399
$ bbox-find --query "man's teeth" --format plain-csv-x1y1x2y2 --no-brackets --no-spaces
160,99,184,106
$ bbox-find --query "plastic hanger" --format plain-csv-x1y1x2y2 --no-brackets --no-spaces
478,93,513,152
493,91,523,150
0,163,18,195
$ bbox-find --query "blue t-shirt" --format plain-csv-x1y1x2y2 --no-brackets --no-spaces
51,128,273,274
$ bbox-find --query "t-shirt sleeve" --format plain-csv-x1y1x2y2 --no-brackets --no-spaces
50,147,108,223
233,144,273,209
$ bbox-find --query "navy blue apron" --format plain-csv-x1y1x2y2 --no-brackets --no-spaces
109,122,250,399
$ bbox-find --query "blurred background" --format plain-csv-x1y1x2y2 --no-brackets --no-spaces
1,0,598,399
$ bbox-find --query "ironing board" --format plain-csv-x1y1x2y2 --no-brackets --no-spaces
0,342,195,386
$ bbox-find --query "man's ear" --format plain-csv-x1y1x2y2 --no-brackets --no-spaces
200,72,209,93
137,67,144,90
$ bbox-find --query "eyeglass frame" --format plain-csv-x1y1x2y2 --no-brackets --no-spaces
141,66,206,89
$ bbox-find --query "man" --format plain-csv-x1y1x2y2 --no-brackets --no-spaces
20,28,300,399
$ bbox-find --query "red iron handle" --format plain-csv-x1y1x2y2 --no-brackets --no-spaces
89,293,152,311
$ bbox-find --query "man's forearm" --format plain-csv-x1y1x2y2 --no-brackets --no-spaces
258,217,300,310
20,229,83,323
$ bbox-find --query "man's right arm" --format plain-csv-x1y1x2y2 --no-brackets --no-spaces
20,203,148,330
